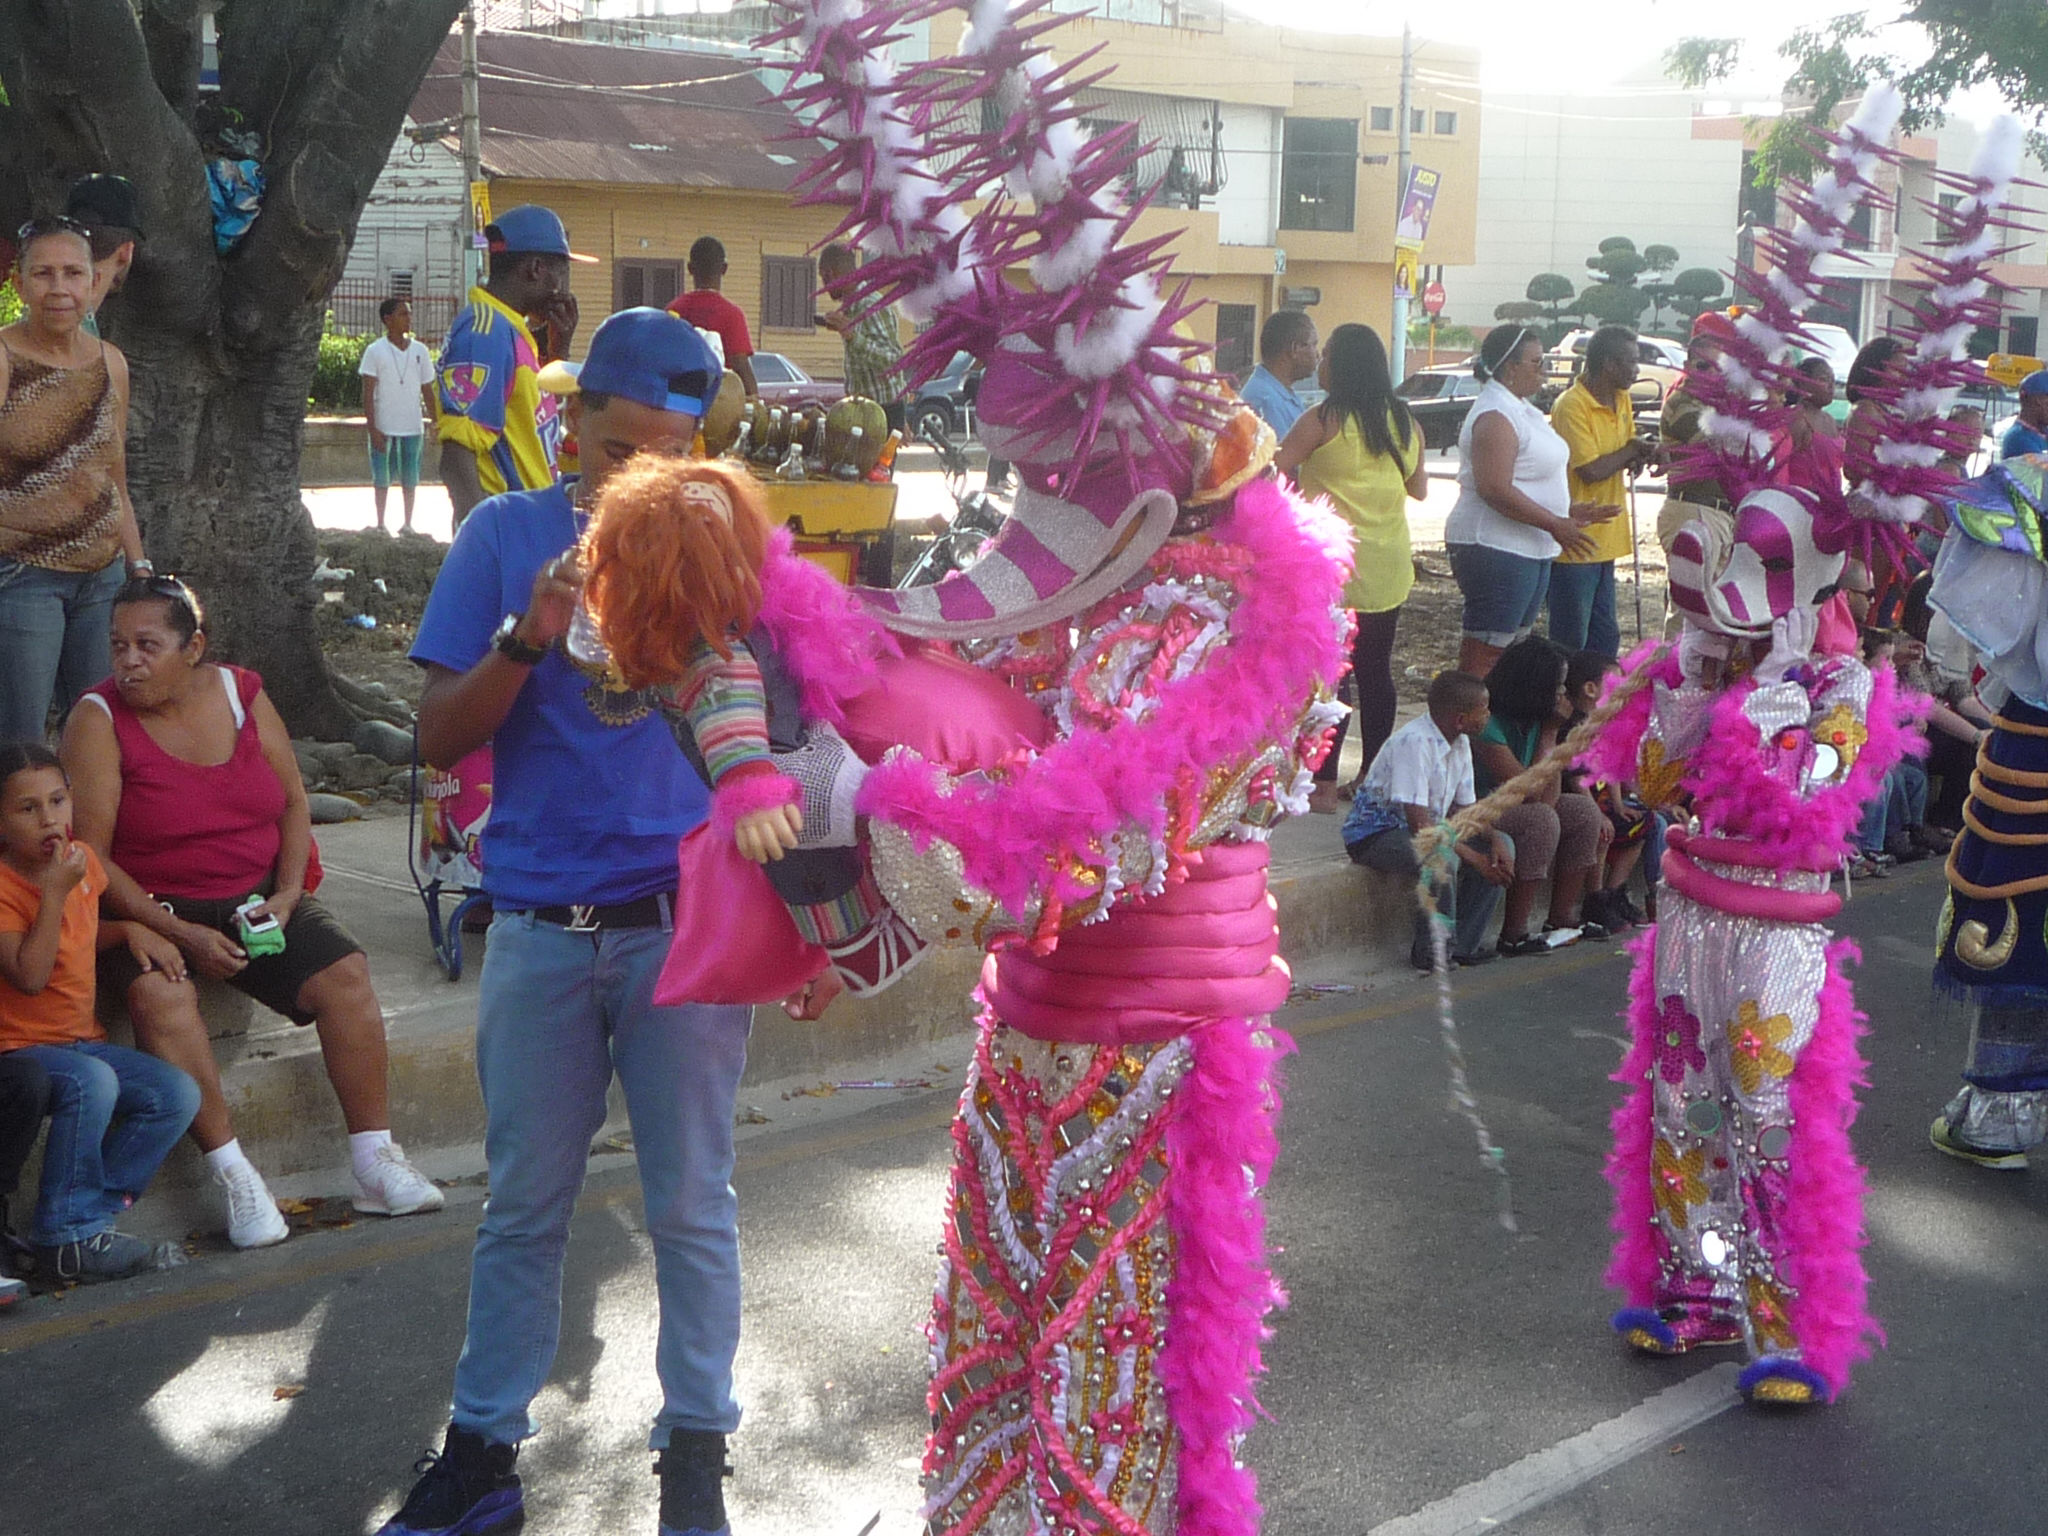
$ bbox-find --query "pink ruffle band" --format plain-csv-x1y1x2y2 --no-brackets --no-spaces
708,770,801,843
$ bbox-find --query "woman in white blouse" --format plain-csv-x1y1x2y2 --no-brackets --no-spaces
1444,326,1609,674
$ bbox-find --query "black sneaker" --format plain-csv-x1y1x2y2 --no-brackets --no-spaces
35,1228,185,1285
378,1425,523,1536
655,1429,733,1536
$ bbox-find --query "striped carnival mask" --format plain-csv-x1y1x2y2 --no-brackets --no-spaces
1667,486,1845,640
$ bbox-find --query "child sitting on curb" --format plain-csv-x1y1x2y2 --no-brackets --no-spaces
1343,670,1515,970
0,743,197,1285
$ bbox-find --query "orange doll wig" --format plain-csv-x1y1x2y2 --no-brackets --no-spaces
580,457,772,687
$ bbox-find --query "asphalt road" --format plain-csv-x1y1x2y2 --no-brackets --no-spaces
4,859,2042,1536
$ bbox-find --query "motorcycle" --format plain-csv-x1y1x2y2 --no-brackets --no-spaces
896,425,1009,589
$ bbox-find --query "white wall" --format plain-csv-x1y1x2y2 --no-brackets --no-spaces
1447,73,1743,337
1213,101,1280,247
342,123,469,321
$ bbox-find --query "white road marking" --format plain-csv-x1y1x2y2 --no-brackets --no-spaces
1365,1362,1742,1536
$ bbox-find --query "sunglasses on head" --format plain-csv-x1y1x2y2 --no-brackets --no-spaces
15,214,91,244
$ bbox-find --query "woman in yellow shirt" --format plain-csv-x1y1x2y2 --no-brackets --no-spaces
1276,323,1429,811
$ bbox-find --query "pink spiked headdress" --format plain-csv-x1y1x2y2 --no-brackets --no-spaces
764,0,1240,639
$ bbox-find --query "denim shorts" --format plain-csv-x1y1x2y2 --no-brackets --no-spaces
1448,542,1553,647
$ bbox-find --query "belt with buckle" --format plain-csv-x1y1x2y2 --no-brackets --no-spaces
523,892,674,932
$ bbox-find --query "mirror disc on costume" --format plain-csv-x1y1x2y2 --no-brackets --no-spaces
1685,1100,1723,1136
1758,1125,1793,1159
1699,1229,1730,1267
1809,743,1841,782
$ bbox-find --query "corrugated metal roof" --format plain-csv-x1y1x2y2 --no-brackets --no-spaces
412,33,804,193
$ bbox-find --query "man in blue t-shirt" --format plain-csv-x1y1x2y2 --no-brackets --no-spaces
2001,370,2048,460
1239,308,1318,437
382,310,745,1536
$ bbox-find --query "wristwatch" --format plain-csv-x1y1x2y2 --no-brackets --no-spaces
493,613,549,666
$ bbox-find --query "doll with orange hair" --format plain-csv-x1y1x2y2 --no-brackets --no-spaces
578,456,927,998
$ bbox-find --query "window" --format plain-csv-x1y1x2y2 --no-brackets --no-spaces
1433,110,1458,136
1279,118,1358,233
750,353,794,385
1845,204,1874,252
615,260,681,311
1934,190,1961,246
761,255,817,330
1410,107,1425,134
2012,316,2040,357
1369,105,1393,133
388,269,414,299
1215,303,1256,381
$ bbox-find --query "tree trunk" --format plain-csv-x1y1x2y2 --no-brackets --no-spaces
0,0,465,738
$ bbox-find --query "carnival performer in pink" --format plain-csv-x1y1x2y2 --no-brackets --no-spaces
1577,87,2016,1406
587,2,1352,1529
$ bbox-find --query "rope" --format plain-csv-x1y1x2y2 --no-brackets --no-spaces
1408,642,1673,1233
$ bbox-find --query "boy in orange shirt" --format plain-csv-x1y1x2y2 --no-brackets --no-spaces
0,743,198,1284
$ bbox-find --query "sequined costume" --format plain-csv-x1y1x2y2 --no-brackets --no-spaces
1925,457,2048,1163
1585,644,1915,1404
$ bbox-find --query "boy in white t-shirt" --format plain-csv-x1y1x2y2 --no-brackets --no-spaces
358,298,438,533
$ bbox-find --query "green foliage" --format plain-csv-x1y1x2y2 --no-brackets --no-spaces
1642,244,1681,274
1409,314,1477,352
0,279,19,327
1526,273,1575,306
1574,282,1652,326
1672,268,1727,306
1586,237,1650,287
1665,36,1741,89
310,313,370,415
1494,299,1544,323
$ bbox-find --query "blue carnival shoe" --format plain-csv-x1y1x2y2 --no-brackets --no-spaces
378,1425,523,1535
655,1429,733,1536
1738,1355,1830,1406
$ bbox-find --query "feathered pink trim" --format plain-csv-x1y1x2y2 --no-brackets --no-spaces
857,477,1348,917
755,526,898,730
1576,641,1677,786
709,770,801,842
1160,1016,1294,1536
1689,665,1926,865
1780,938,1883,1397
1603,925,1663,1306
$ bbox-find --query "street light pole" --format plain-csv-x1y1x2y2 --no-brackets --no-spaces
1390,22,1413,385
461,1,483,291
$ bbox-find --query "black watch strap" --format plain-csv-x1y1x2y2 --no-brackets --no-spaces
494,614,549,666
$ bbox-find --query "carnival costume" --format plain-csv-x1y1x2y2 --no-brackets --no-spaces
1927,454,2048,1165
1578,89,2021,1405
584,3,1354,1531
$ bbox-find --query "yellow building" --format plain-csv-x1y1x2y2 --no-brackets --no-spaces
390,15,1478,380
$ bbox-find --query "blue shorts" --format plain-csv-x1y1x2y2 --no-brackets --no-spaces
370,433,423,491
1448,542,1552,647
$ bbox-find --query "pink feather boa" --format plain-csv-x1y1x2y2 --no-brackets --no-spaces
1160,1017,1294,1536
1689,663,1925,865
753,525,898,730
1781,938,1883,1397
709,770,801,842
855,477,1350,918
1602,926,1663,1306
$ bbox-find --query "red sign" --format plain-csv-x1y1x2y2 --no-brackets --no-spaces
1421,282,1447,318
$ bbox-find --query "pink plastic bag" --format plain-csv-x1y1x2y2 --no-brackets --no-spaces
655,826,828,1007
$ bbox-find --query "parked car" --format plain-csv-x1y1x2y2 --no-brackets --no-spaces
750,351,845,410
1395,366,1485,449
909,350,982,443
1543,329,1685,415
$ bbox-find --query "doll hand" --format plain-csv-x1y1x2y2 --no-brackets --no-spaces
781,967,845,1021
734,802,804,863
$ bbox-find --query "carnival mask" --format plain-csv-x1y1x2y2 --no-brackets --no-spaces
1667,486,1845,640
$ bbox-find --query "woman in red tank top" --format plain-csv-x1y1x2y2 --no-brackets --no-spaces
59,576,443,1249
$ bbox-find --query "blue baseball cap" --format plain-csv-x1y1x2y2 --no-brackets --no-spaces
484,204,595,263
537,307,721,417
2021,369,2048,397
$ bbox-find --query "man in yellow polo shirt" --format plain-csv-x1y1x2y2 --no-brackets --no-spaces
1548,325,1654,655
437,204,592,527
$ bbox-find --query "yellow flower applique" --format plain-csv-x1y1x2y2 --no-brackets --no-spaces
1725,1000,1796,1095
1652,1138,1709,1227
1811,702,1867,777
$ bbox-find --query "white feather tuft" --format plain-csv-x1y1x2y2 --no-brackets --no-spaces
1972,115,2024,191
960,0,1011,55
1054,274,1163,380
1845,84,1903,147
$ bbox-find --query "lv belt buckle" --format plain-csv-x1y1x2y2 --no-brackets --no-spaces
566,903,600,933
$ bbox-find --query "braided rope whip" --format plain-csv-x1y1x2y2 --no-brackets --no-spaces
1407,644,1672,1232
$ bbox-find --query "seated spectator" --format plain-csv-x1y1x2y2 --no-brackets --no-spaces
59,577,442,1250
0,1048,47,1304
1473,636,1610,955
1901,572,1991,832
1563,649,1662,931
1849,629,1940,878
1343,671,1513,970
0,742,195,1283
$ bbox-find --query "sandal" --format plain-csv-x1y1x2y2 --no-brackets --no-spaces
1496,932,1551,957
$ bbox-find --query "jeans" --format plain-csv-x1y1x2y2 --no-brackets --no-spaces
12,1041,200,1246
1448,542,1552,647
0,1052,51,1205
1859,759,1930,853
0,557,124,742
453,911,752,1448
1546,559,1621,656
1349,826,1510,964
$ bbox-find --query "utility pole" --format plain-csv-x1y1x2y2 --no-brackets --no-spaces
461,1,484,290
1390,22,1413,385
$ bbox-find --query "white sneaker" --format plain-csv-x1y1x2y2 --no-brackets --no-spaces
352,1142,445,1217
214,1158,290,1249
0,1274,25,1307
